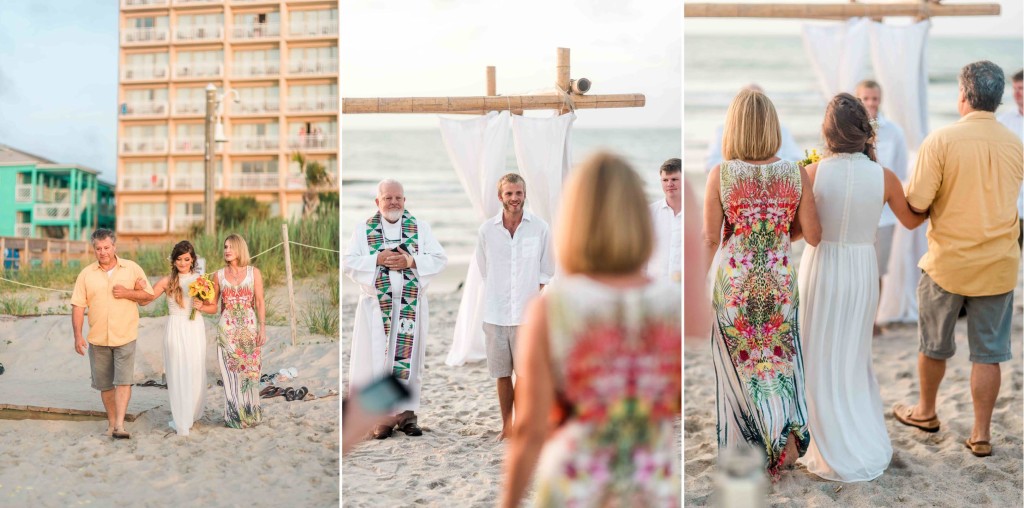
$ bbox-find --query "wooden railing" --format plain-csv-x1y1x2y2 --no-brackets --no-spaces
0,237,92,270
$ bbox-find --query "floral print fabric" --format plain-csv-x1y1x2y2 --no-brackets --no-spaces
711,160,809,480
217,266,263,429
536,277,681,507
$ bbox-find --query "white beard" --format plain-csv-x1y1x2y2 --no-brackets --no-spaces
382,209,403,222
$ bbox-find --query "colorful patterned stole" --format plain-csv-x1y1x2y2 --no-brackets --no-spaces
365,210,420,380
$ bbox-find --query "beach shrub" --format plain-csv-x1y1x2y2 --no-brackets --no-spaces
0,295,38,316
301,295,339,338
216,196,271,228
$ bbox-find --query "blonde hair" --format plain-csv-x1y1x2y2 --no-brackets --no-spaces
556,152,653,275
224,234,251,267
721,89,782,162
496,173,525,196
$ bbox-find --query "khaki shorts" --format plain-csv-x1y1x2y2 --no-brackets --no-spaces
875,225,895,277
918,273,1013,364
484,323,520,378
89,341,137,391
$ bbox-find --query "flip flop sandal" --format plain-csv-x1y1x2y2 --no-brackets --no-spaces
283,388,298,401
892,403,940,433
112,429,131,440
292,387,308,401
965,439,993,457
398,422,423,436
259,386,277,398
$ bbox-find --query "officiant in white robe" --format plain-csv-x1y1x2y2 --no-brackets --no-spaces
344,179,448,438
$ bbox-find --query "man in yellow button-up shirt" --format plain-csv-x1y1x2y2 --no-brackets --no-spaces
71,228,154,439
893,61,1023,458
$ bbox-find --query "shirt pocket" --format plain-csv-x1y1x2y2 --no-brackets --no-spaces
521,237,540,259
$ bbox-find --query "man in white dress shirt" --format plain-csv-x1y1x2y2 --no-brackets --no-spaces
705,84,804,171
648,158,682,282
856,80,910,334
477,173,554,440
343,179,448,439
997,69,1022,250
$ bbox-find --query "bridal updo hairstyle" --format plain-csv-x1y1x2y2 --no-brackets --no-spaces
822,92,877,162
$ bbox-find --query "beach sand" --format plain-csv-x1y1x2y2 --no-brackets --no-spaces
341,263,510,506
684,274,1024,506
0,280,340,507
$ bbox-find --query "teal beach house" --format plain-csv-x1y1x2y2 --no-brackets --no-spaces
0,144,115,241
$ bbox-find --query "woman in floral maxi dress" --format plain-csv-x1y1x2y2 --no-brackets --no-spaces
501,153,682,507
202,234,266,428
703,89,821,479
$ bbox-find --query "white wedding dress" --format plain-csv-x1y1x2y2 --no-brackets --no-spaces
165,273,208,436
797,152,893,481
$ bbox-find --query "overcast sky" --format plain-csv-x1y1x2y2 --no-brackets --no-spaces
341,0,682,129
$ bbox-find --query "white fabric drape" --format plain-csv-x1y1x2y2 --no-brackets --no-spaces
869,20,931,149
801,18,871,99
512,112,576,231
440,111,511,366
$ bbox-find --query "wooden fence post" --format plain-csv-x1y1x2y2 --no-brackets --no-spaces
282,223,298,346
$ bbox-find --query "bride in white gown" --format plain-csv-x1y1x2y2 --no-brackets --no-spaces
797,94,928,481
142,241,208,436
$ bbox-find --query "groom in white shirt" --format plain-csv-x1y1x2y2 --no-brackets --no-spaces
648,158,682,282
477,173,554,440
997,69,1023,250
856,80,909,334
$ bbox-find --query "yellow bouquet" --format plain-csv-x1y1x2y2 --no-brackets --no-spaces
797,149,821,168
188,274,216,320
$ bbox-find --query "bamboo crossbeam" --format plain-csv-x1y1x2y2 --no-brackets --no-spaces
684,2,1000,19
342,93,646,114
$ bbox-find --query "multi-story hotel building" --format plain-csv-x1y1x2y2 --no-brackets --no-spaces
117,0,338,241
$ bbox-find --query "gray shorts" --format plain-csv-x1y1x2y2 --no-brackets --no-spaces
484,323,520,378
875,225,895,277
918,273,1013,364
88,341,137,391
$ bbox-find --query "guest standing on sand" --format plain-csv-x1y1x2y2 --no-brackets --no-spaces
477,173,553,440
892,61,1023,458
71,228,154,440
648,158,682,282
344,179,448,439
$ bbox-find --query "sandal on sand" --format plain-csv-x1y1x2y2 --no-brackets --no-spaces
965,439,993,457
292,387,308,401
283,388,298,401
892,403,940,432
398,422,423,437
112,428,131,440
259,386,277,398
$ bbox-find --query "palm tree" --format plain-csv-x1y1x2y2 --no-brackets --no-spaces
292,152,334,218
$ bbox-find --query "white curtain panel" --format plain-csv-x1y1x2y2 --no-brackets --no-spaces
801,17,870,100
869,20,931,149
439,111,511,366
511,112,576,231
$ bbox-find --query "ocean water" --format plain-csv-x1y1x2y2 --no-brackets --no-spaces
341,128,681,262
684,35,1023,191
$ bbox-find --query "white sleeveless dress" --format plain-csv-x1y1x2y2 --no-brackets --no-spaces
164,272,208,436
797,152,893,481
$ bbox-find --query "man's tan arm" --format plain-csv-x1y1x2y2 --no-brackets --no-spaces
72,305,87,356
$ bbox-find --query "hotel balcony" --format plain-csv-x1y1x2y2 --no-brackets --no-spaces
232,61,280,79
173,0,222,5
121,101,168,117
175,62,223,79
170,174,223,191
37,187,72,203
120,138,169,155
287,96,337,113
288,59,337,76
231,136,279,153
14,223,31,238
231,23,280,41
230,173,279,190
174,25,223,43
120,216,168,233
174,100,205,116
122,27,170,45
122,0,169,9
121,174,169,192
171,214,204,232
290,20,338,39
34,203,77,222
122,65,169,82
235,100,280,115
173,136,206,154
231,0,278,7
288,133,337,152
15,184,33,202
